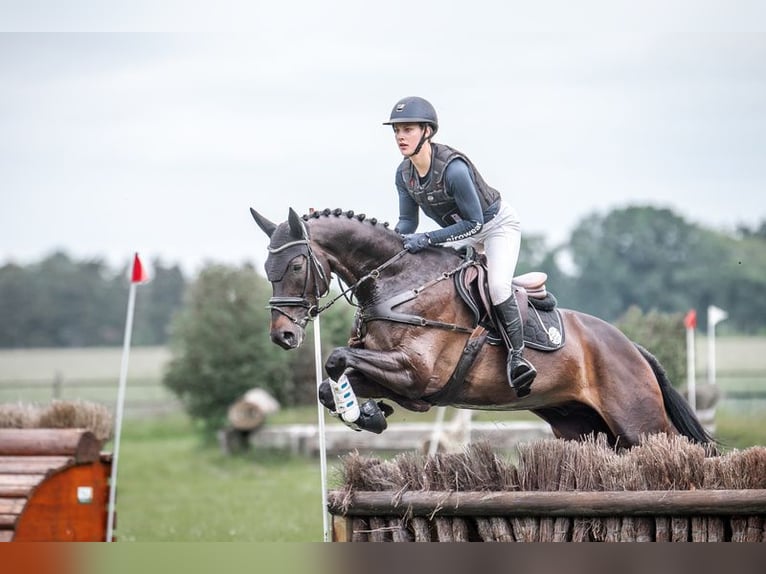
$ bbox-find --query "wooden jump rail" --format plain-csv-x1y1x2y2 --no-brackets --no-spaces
329,489,766,517
0,428,112,542
328,489,766,542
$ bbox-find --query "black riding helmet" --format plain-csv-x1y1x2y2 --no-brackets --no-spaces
383,96,438,156
383,96,439,135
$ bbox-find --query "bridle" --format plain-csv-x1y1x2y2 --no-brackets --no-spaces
266,237,330,328
267,231,410,329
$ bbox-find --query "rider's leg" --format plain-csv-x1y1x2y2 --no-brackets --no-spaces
481,202,536,397
493,294,536,396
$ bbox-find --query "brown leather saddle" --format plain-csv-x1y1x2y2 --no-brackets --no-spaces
455,263,565,352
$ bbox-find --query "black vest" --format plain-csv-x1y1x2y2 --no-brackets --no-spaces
397,143,501,227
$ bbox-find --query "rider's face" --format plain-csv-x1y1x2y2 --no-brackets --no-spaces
393,123,428,156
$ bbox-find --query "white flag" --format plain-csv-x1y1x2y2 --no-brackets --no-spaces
708,305,728,326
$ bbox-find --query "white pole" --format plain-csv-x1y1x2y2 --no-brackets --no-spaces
707,306,728,386
686,325,696,412
707,318,716,387
312,317,331,542
427,406,447,456
106,282,136,542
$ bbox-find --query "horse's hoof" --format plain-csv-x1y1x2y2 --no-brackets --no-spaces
377,401,394,418
355,399,388,434
317,380,336,411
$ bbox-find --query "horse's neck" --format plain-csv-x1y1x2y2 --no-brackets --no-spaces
313,223,399,285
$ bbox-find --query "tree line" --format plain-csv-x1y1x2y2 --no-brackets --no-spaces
0,251,186,348
3,204,764,431
0,205,764,351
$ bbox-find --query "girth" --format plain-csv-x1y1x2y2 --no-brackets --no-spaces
424,266,566,405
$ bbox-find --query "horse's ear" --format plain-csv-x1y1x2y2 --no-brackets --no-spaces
250,208,277,237
287,208,307,239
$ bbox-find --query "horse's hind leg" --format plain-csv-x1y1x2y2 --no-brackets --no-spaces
598,381,675,448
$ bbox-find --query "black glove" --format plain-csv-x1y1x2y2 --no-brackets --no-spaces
402,233,430,253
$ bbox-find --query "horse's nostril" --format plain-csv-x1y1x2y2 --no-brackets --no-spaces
271,329,300,350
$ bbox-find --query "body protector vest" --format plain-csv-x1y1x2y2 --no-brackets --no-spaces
397,143,501,228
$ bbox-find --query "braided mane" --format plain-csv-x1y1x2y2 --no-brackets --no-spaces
301,208,392,230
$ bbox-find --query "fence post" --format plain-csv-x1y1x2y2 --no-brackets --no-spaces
52,370,63,400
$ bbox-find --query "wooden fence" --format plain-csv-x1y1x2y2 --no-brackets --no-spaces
327,436,766,542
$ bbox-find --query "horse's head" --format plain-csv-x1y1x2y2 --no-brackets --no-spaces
250,207,330,350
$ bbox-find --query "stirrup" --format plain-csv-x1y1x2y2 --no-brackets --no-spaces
510,358,536,398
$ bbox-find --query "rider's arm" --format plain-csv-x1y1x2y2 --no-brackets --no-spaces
426,159,484,245
394,171,419,234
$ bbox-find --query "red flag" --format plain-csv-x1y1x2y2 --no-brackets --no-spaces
684,309,697,329
131,253,150,284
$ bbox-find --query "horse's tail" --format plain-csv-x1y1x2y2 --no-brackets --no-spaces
634,342,717,450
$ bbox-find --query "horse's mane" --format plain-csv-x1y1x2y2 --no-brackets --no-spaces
301,208,394,234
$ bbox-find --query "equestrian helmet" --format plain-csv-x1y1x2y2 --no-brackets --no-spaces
383,96,438,135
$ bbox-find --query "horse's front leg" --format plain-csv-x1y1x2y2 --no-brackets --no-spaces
319,346,433,434
325,346,430,398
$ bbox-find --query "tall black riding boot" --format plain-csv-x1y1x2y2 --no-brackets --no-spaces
493,295,537,397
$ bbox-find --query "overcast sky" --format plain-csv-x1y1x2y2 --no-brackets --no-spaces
1,1,764,277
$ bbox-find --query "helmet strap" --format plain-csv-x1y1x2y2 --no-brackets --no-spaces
409,124,431,157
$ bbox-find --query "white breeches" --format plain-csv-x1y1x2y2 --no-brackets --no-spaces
448,201,521,304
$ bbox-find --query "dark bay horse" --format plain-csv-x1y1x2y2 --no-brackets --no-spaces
251,207,714,449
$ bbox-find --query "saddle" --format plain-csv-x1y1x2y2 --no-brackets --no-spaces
455,263,565,352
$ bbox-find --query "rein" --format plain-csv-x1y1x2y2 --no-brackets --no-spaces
314,248,410,315
267,239,409,328
268,236,474,334
357,257,476,334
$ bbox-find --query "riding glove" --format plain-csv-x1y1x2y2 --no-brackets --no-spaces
402,233,430,253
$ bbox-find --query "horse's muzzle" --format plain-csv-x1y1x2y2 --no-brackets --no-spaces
270,323,304,350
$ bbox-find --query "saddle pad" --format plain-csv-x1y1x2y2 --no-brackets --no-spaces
523,306,565,351
486,304,566,352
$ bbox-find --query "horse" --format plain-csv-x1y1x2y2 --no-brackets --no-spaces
250,206,715,450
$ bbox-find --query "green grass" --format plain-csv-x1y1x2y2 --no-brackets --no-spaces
113,414,332,542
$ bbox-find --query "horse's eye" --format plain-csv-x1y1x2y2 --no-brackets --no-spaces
291,264,303,272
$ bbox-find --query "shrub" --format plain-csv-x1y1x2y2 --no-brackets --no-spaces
162,264,294,434
162,263,359,434
615,306,686,389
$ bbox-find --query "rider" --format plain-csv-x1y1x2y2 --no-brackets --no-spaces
384,96,536,397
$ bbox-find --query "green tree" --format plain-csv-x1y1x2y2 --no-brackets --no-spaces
567,207,704,320
1,252,125,347
162,264,295,434
0,252,187,348
0,263,29,347
615,306,686,389
132,259,187,345
712,233,766,334
517,233,577,309
563,205,766,332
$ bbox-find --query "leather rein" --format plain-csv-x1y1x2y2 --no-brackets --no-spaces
267,239,474,334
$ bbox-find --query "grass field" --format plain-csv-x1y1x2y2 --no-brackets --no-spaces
1,340,765,542
114,415,329,542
